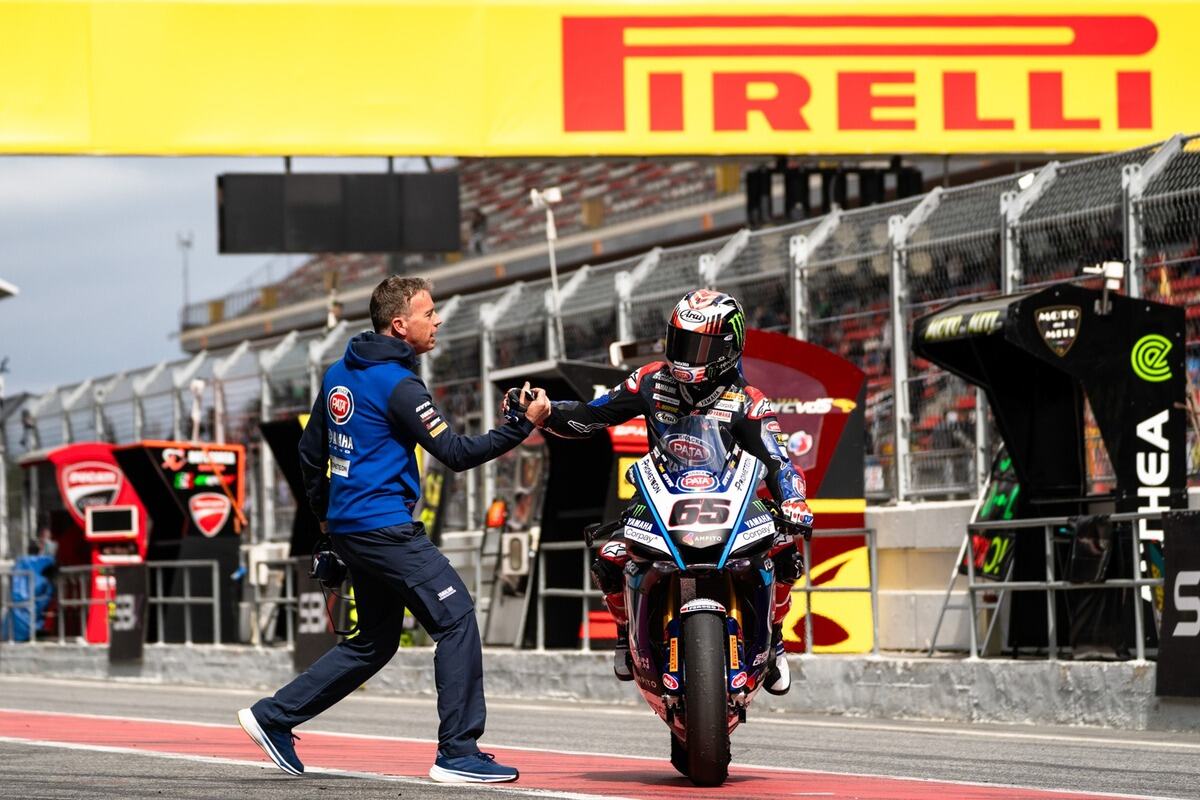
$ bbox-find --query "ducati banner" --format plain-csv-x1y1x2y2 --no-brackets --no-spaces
0,1,1195,155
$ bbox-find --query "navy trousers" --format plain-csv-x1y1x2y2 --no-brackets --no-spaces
252,524,484,757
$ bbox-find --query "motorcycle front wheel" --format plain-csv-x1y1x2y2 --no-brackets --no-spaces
682,611,731,786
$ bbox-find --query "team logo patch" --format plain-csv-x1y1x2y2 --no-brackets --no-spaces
328,386,354,424
654,411,678,425
662,673,680,690
1035,306,1081,357
731,672,748,689
60,462,123,522
788,430,814,458
188,492,232,537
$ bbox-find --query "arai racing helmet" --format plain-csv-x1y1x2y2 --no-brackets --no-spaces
665,290,746,384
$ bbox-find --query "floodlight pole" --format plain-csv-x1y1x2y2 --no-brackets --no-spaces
532,189,566,360
177,231,194,326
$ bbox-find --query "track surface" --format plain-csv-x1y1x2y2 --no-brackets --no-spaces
0,675,1196,799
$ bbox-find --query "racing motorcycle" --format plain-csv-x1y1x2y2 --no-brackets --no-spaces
586,415,794,787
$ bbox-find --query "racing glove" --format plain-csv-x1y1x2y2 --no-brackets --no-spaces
501,384,534,423
780,498,814,541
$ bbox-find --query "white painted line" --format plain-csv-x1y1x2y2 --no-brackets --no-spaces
0,708,1172,800
5,675,1197,754
0,737,640,800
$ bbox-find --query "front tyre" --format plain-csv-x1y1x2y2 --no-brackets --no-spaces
683,611,730,786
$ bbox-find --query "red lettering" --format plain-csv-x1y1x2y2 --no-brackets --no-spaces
1117,72,1152,129
838,72,915,130
943,72,1013,130
649,73,684,132
713,72,810,131
1029,72,1099,129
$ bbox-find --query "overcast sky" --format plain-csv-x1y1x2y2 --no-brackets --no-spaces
0,156,424,398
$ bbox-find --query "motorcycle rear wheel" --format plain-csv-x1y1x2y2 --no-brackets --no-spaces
682,611,730,786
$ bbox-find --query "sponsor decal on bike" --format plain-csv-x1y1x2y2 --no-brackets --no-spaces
681,530,725,547
669,637,679,672
680,599,726,615
663,434,713,465
327,386,354,424
625,527,669,552
730,671,748,689
625,517,654,532
753,650,769,666
744,513,772,529
662,673,680,691
678,471,717,492
738,522,775,545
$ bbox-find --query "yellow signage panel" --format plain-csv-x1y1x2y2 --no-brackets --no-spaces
0,1,1195,155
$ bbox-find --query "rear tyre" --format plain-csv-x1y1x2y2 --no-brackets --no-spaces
682,611,730,786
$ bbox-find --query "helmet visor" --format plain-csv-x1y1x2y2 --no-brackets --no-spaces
666,326,730,367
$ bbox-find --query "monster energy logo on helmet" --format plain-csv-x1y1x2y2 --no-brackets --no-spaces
728,311,746,347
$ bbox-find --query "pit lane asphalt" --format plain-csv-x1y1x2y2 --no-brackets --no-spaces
0,675,1197,799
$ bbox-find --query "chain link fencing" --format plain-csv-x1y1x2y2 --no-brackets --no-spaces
11,137,1200,550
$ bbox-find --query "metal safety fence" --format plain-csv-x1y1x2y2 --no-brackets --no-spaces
535,529,879,656
5,136,1200,559
0,560,221,645
948,511,1166,662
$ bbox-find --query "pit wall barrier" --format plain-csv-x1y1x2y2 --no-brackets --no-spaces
2,642,1197,733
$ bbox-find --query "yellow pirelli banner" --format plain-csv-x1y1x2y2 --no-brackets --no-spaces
1,0,1196,155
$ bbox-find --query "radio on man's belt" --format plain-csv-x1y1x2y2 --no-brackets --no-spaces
309,536,358,636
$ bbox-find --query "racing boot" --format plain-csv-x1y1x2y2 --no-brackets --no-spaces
613,623,634,682
765,623,791,695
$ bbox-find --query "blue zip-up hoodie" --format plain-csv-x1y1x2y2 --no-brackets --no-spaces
298,332,533,534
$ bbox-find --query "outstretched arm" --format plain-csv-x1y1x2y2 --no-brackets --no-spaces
388,376,532,472
538,364,657,438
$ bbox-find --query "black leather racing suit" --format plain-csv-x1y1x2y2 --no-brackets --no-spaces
539,360,811,626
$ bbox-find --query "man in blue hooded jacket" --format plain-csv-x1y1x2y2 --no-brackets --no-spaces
238,276,534,783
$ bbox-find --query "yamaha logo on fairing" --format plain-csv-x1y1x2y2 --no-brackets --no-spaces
663,434,713,466
327,386,354,425
678,471,717,492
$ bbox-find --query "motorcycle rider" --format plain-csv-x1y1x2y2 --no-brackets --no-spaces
520,289,813,694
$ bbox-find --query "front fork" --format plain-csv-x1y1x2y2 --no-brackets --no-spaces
629,562,775,713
